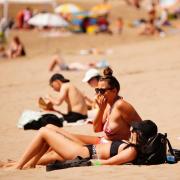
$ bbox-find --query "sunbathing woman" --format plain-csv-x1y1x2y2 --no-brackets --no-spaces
1,120,158,169
3,36,26,58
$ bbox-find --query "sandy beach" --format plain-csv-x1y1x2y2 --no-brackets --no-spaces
0,0,180,179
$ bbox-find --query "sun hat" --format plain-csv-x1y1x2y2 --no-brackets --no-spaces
82,68,100,82
131,120,158,140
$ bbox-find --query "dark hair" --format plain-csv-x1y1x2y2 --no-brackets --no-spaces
99,67,120,92
13,36,21,45
49,73,69,85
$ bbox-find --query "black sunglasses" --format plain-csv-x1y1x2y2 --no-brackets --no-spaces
95,88,113,94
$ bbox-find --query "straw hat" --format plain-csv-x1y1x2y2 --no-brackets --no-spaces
38,97,53,110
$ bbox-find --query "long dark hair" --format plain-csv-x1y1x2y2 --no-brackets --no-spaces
99,67,120,93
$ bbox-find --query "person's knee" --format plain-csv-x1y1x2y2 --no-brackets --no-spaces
39,126,49,135
46,124,56,129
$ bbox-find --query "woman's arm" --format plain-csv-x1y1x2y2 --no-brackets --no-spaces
93,95,107,132
92,146,137,165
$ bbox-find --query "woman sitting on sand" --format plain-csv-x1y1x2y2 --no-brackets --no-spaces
0,36,26,59
1,120,158,169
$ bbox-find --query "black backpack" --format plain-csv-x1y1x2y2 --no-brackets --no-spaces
134,133,178,165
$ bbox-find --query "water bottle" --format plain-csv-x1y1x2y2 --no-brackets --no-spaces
166,155,177,164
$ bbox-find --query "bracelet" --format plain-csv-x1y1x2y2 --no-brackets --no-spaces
92,160,102,166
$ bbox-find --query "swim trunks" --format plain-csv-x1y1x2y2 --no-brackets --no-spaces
63,111,87,123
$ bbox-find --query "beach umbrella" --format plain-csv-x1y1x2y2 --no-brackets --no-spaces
90,3,111,16
159,0,177,8
54,3,82,14
28,13,69,27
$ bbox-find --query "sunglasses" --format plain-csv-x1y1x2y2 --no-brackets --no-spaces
95,88,113,94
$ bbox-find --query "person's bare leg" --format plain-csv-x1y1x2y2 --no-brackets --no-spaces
14,129,50,169
35,151,64,165
23,142,49,168
46,124,100,145
15,127,88,169
49,55,63,71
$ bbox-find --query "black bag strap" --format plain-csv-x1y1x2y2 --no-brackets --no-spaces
165,133,175,156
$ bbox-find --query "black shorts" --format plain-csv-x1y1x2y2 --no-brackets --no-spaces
63,111,87,123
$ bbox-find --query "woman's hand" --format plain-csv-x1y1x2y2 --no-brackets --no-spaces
95,94,107,110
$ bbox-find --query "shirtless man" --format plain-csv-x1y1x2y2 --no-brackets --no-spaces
45,73,88,123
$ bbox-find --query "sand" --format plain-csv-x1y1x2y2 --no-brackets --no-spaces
0,0,180,179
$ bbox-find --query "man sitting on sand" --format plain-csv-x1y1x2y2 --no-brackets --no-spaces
43,73,88,123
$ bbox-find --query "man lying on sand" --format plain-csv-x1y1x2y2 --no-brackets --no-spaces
49,54,109,72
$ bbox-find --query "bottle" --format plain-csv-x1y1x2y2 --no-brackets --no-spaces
166,154,177,164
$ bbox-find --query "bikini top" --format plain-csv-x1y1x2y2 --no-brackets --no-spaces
103,96,123,136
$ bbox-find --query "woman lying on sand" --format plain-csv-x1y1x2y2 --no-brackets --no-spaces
1,120,158,169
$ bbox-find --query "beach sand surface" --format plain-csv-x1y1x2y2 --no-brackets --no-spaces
0,1,180,179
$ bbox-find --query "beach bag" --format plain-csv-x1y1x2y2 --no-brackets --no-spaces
169,149,180,161
134,133,177,165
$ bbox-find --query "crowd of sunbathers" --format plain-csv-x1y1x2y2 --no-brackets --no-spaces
0,66,160,170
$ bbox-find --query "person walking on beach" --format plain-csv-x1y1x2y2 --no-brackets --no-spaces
43,73,88,123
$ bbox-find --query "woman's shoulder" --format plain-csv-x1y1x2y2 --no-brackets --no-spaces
114,97,127,108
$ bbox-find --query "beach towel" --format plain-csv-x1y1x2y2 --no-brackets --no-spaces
17,110,63,130
17,110,42,128
24,114,63,130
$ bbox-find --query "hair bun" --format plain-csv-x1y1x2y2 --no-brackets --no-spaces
103,67,113,77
